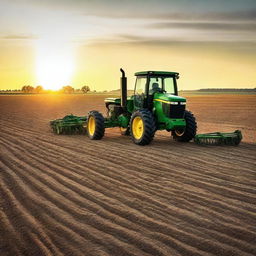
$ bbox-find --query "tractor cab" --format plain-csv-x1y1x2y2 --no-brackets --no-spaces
105,70,183,113
133,71,181,110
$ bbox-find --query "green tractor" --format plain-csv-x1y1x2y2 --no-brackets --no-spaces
86,68,197,145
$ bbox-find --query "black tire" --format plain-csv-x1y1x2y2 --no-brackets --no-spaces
172,110,197,142
130,109,156,145
87,111,105,140
120,127,130,136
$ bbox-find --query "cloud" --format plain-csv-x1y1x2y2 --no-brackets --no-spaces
11,0,256,21
153,10,256,21
0,34,37,40
81,9,256,23
148,21,256,31
88,34,256,53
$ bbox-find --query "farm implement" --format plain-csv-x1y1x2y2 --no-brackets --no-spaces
50,69,242,146
50,114,87,135
194,130,242,146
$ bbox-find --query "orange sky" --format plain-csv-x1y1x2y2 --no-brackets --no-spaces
0,0,255,91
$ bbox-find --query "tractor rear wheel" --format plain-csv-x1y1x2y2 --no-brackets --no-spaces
87,111,105,140
130,109,155,145
172,110,197,142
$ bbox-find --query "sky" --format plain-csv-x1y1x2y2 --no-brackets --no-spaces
0,0,256,91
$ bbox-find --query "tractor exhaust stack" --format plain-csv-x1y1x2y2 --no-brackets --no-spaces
120,68,127,109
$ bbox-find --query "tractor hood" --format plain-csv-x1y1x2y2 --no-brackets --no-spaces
154,93,186,103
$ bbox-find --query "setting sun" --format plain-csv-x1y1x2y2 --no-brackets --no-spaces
36,39,74,90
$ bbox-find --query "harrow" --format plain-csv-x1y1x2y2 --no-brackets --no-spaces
194,130,242,146
50,114,87,135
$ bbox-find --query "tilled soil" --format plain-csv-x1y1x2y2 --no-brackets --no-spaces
0,94,255,256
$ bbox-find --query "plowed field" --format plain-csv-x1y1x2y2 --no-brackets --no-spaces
0,94,256,256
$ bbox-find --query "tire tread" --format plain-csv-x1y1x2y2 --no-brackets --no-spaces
130,109,156,145
87,110,105,140
172,110,197,142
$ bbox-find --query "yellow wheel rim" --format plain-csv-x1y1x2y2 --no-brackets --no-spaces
175,129,185,136
88,116,96,136
132,116,144,140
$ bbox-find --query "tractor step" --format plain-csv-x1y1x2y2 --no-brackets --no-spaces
50,114,87,135
194,130,242,146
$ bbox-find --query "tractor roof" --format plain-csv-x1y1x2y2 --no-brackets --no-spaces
135,71,179,76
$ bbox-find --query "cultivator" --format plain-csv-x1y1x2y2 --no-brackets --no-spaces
50,114,87,135
194,130,242,146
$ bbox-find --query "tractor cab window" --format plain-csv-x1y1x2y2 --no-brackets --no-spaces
135,77,147,95
163,77,175,94
134,76,147,109
149,77,163,95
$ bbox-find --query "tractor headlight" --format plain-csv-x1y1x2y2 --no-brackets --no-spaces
180,102,186,105
170,102,179,105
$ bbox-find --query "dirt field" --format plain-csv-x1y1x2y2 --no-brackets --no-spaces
0,94,256,256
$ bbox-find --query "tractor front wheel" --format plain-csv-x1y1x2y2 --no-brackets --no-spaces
87,111,105,140
130,109,155,145
172,110,197,142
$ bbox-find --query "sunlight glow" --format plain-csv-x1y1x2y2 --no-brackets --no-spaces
36,39,74,90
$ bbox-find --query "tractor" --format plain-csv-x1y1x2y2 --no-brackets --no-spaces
86,69,197,145
51,69,243,146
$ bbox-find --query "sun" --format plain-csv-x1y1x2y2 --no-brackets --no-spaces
36,39,74,91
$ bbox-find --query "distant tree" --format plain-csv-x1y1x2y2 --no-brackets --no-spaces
60,85,75,94
34,85,44,94
21,86,26,92
81,85,90,94
21,85,34,93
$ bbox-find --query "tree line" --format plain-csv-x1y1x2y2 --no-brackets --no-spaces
198,88,256,92
60,85,91,94
0,85,91,94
